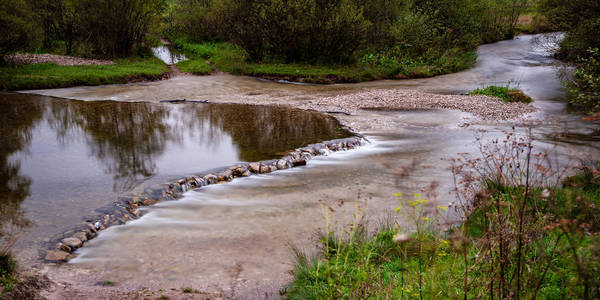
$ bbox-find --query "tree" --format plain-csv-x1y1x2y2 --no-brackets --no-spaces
539,0,600,60
0,0,40,57
74,0,167,57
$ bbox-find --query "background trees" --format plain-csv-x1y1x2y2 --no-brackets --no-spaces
166,0,528,64
1,0,167,59
0,0,40,56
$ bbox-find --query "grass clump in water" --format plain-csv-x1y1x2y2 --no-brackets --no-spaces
0,57,169,91
469,85,533,103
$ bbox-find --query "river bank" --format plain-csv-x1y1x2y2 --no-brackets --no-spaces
0,57,170,91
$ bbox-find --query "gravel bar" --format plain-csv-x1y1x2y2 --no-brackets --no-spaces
299,89,537,120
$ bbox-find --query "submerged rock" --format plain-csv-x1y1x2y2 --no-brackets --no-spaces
61,237,82,250
45,250,70,262
248,162,261,173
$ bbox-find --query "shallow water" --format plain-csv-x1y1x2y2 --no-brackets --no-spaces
12,33,600,298
152,45,186,65
0,94,348,266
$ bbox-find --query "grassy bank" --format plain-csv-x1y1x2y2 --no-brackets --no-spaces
284,137,599,299
173,39,477,83
0,57,170,91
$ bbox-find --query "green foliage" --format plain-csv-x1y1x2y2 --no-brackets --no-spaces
285,176,600,299
567,48,600,112
165,0,527,81
0,252,18,296
287,134,600,299
469,85,534,103
539,0,600,61
174,39,477,83
171,0,223,43
218,0,369,63
0,253,16,281
0,58,169,91
73,0,167,57
0,0,40,57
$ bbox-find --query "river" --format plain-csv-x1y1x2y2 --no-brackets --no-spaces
4,33,600,298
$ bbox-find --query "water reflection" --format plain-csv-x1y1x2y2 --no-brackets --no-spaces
0,95,42,242
48,101,179,191
0,93,347,264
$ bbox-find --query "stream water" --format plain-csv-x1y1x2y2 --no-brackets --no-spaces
3,34,600,298
0,94,348,268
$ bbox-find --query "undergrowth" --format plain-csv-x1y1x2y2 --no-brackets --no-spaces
172,38,477,83
285,130,599,299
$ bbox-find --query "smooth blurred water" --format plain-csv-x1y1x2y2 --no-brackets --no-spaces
0,93,348,266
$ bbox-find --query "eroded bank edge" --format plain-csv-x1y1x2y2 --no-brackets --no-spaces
44,135,367,263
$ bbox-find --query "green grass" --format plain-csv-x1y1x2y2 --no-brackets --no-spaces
284,171,600,299
172,38,477,84
469,85,534,103
0,57,170,91
176,59,212,74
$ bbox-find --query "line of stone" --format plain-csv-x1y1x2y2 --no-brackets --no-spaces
44,136,366,262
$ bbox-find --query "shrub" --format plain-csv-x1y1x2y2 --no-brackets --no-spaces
73,0,167,58
172,0,224,43
219,0,369,63
539,0,600,61
567,48,600,111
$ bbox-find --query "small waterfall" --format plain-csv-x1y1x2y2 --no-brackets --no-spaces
152,45,186,65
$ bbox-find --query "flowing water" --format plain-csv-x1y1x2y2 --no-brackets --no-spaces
152,45,187,65
4,33,600,298
0,94,348,268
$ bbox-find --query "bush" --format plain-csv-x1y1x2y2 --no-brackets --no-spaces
218,0,369,63
539,0,600,61
73,0,167,58
567,48,600,111
172,0,224,43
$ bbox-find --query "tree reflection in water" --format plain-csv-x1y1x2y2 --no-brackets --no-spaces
0,94,43,246
49,100,180,192
0,94,349,253
47,100,348,191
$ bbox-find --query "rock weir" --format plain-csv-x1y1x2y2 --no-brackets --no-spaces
44,136,366,262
